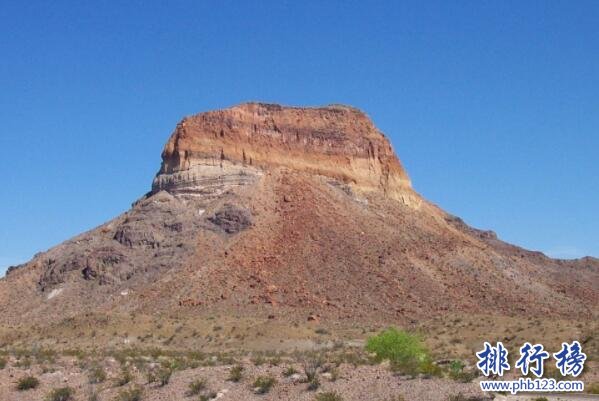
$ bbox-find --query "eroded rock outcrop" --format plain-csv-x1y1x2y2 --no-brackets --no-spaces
152,103,421,207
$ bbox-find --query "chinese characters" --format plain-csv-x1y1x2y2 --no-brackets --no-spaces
476,341,586,377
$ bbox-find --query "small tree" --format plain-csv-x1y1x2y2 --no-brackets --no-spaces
366,327,430,375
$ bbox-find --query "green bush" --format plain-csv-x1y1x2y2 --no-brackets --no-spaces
253,375,276,394
315,392,344,401
46,387,75,401
447,360,475,382
365,328,430,375
17,375,40,390
228,365,243,382
449,360,464,375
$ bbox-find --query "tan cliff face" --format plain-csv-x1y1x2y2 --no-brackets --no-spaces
152,103,420,207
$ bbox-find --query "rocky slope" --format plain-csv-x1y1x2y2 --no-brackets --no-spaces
1,103,597,348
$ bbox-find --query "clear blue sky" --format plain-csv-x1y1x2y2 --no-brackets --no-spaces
1,1,598,275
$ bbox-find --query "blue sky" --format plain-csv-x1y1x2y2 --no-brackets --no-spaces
1,1,598,275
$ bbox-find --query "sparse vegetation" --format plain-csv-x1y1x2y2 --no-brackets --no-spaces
366,327,430,375
315,391,344,401
46,387,75,401
187,378,207,396
116,386,143,401
155,367,172,386
327,367,340,381
228,364,243,382
307,375,320,391
303,357,320,383
447,394,486,401
253,375,276,394
116,368,133,386
17,375,40,390
532,398,548,401
251,354,266,366
0,356,7,369
587,382,599,394
282,366,298,377
446,360,475,382
199,392,217,401
88,365,107,384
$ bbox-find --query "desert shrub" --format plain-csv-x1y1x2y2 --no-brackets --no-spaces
446,360,475,382
448,394,485,401
302,358,321,382
228,365,243,382
88,365,107,384
449,360,463,373
282,366,298,377
116,386,143,401
253,375,276,394
14,356,32,368
307,376,320,391
532,398,548,401
199,392,217,401
0,356,7,369
251,354,266,366
269,355,282,366
157,367,172,386
147,366,171,386
419,359,443,377
366,328,429,375
322,366,340,381
46,387,75,401
587,382,599,394
315,391,344,401
17,375,40,390
187,378,207,396
116,368,133,386
35,348,58,364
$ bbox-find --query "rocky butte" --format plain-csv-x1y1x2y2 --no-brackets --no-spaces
153,103,419,207
0,102,597,350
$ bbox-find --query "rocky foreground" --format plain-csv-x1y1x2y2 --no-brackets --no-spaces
0,350,489,401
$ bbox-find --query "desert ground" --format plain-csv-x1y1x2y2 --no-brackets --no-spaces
1,313,597,401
